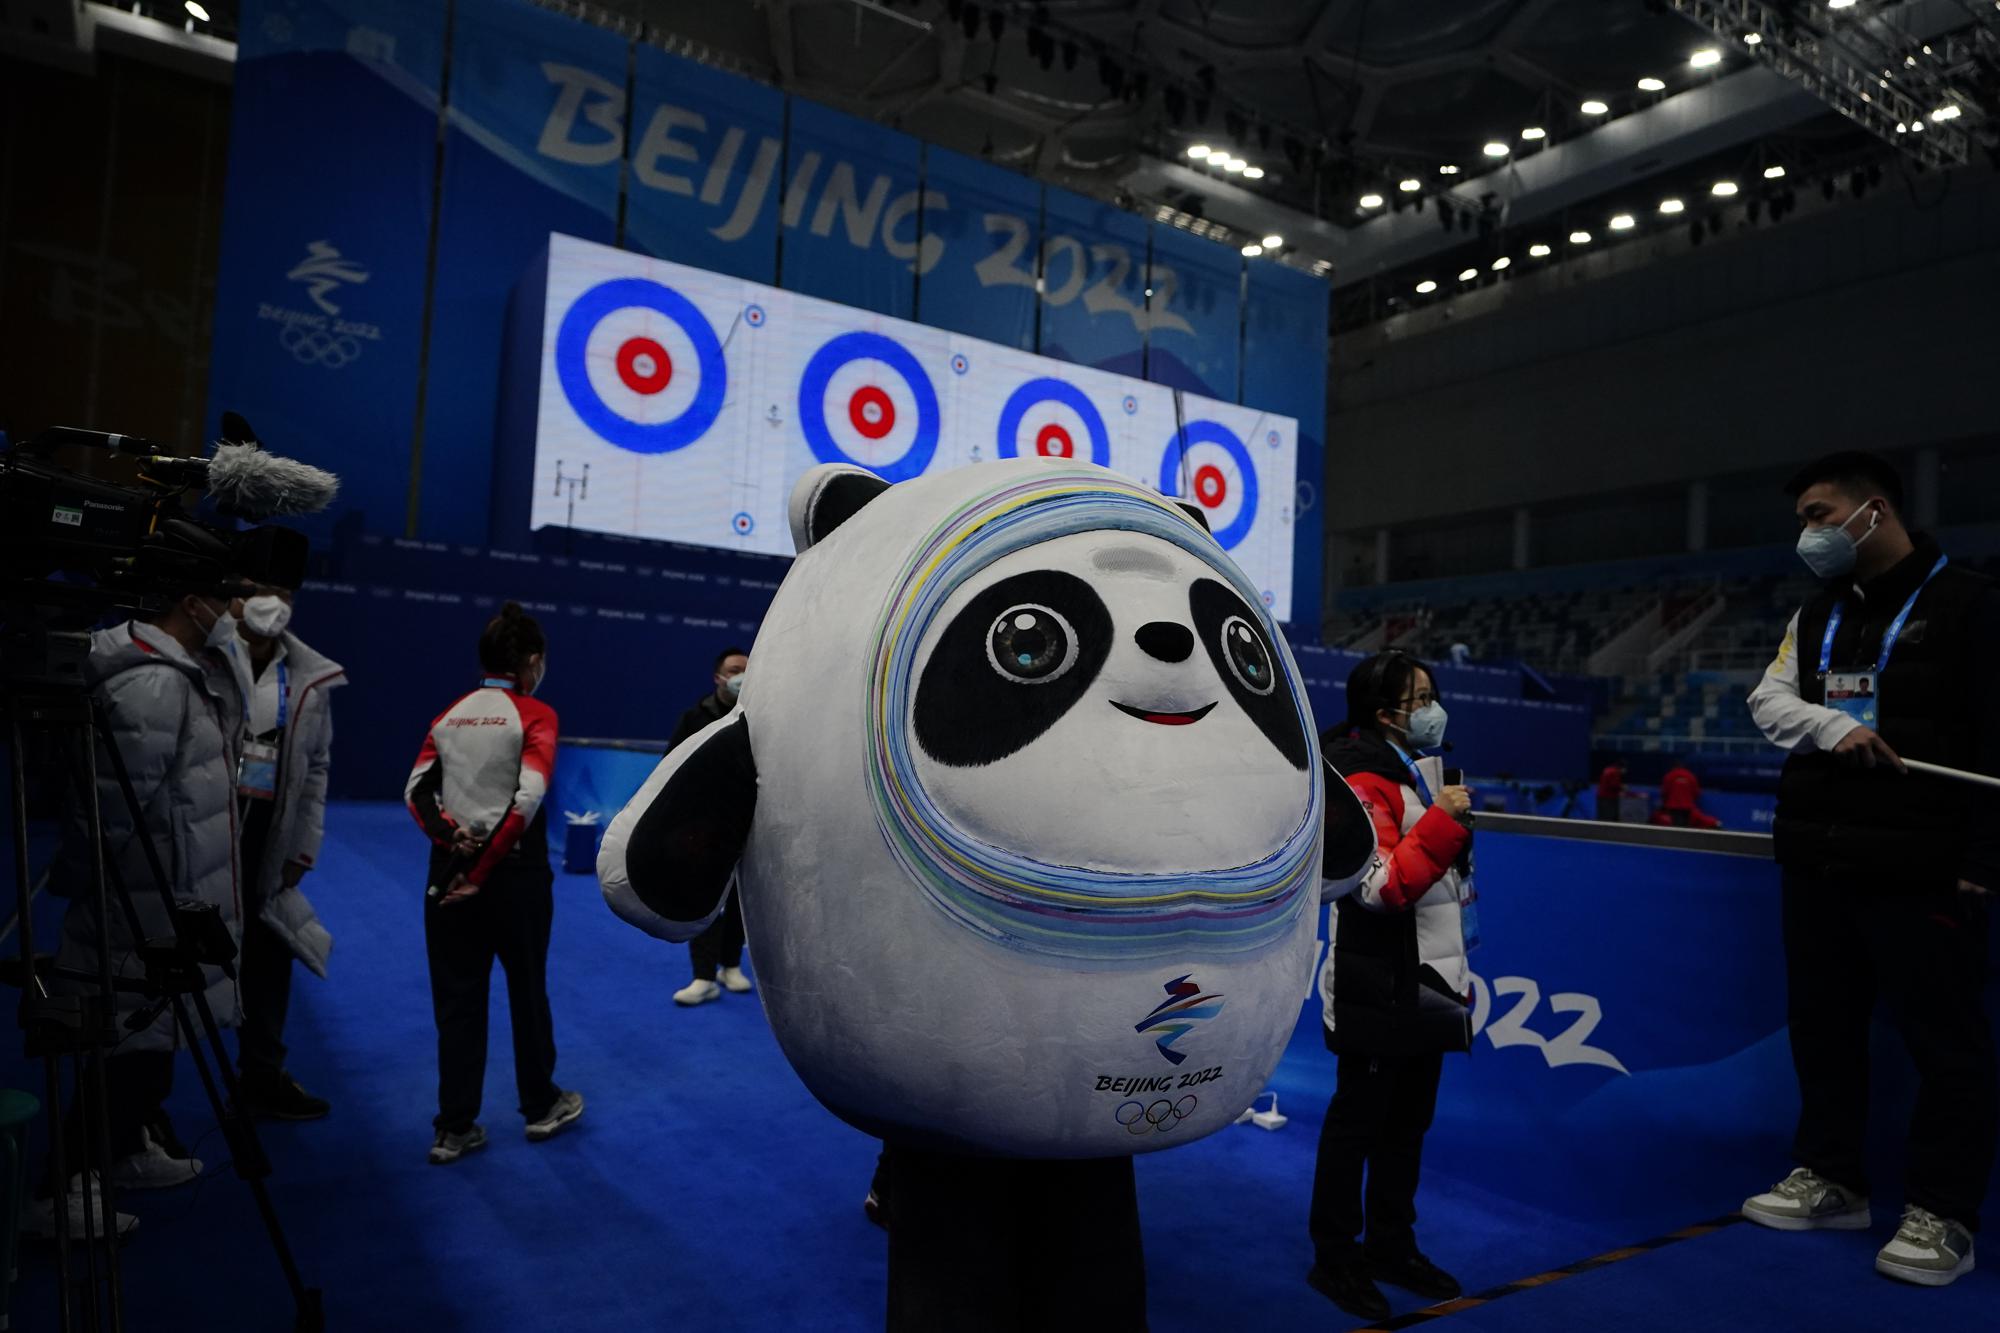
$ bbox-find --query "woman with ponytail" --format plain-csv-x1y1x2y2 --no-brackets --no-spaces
404,602,583,1164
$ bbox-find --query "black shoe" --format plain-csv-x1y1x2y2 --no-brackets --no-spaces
1307,1259,1392,1322
238,1070,331,1121
1368,1249,1461,1301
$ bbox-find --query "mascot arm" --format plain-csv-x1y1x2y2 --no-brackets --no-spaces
1319,759,1377,903
598,712,757,942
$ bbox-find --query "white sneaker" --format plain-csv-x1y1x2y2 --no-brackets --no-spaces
1742,1167,1871,1231
673,978,721,1006
110,1128,203,1191
1876,1205,1975,1287
20,1173,139,1241
718,966,753,994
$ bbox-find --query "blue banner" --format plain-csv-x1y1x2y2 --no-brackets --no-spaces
914,148,1041,351
776,102,925,318
413,0,628,546
1145,224,1242,401
1243,260,1329,636
1037,186,1148,377
206,0,446,543
624,47,785,284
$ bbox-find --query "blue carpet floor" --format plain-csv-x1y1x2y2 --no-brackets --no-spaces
5,801,1995,1330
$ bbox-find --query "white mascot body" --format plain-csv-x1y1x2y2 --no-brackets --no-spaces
600,457,1371,1158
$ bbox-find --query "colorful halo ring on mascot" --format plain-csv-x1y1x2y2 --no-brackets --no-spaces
864,466,1323,964
1158,420,1259,550
994,377,1112,467
797,331,942,483
555,277,728,454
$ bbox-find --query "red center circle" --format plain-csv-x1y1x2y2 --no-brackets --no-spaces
848,386,896,440
616,337,672,395
1194,464,1228,508
1035,423,1075,458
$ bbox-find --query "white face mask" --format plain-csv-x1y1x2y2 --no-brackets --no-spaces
193,599,237,651
1795,499,1882,580
243,594,292,638
721,671,744,700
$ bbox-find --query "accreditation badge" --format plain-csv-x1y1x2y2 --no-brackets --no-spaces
1824,670,1879,729
238,738,280,801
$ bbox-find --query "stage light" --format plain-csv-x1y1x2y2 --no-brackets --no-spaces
1439,164,1460,175
1659,197,1685,214
1932,104,1962,121
1242,166,1265,179
1483,141,1510,157
1415,280,1438,294
1897,121,1909,132
1241,244,1263,256
1690,49,1722,69
1457,268,1478,281
1638,76,1666,92
1569,230,1593,244
1830,0,1855,8
1712,179,1739,196
1911,118,1925,133
1491,256,1511,270
1399,178,1421,192
1580,99,1609,115
1528,243,1552,257
1609,213,1636,230
1521,126,1546,140
1262,234,1282,248
1359,193,1384,208
1745,32,1763,46
1187,145,1212,159
185,0,210,17
1222,157,1246,173
1763,164,1787,179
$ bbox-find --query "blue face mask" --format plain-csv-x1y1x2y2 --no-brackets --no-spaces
1796,500,1881,580
1398,702,1448,750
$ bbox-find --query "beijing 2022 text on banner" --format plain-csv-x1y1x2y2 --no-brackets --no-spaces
519,232,1301,620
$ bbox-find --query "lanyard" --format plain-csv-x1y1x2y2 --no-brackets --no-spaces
1389,740,1434,806
480,676,516,690
273,660,289,733
1818,555,1947,675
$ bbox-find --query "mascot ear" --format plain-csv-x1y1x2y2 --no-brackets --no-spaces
1175,501,1210,532
1320,762,1379,894
789,464,891,553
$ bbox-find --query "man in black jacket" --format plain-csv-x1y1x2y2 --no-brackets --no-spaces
1744,451,1998,1288
665,646,751,1006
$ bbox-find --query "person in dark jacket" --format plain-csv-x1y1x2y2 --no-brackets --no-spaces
1743,452,1997,1287
664,646,751,1006
1308,650,1476,1321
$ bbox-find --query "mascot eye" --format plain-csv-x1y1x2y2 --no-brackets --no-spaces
987,605,1079,685
1220,616,1275,696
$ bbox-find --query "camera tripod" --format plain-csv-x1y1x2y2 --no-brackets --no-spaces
2,620,323,1332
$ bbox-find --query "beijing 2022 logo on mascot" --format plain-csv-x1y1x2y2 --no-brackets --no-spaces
600,454,1373,1164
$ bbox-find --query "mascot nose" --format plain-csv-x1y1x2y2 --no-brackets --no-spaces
1135,621,1195,663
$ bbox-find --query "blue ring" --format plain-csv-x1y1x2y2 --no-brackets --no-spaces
732,511,755,536
745,304,766,327
797,331,940,483
995,378,1111,467
951,353,970,376
555,278,726,454
1159,420,1259,549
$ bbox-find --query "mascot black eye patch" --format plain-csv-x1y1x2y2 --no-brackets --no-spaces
1189,578,1307,770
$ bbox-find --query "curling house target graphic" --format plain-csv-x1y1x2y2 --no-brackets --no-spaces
995,377,1112,466
1158,420,1259,550
797,331,941,483
555,277,727,454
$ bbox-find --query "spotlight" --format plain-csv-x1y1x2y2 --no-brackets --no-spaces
1399,178,1421,192
1745,32,1763,46
1609,213,1636,230
1763,164,1787,179
1638,76,1666,92
1690,49,1722,69
1222,157,1246,173
1242,166,1265,179
1483,141,1510,157
1491,256,1511,270
1241,244,1263,256
1932,104,1962,121
1528,242,1552,257
1187,145,1212,159
1911,118,1926,133
185,0,210,17
1580,99,1609,115
1659,197,1685,214
1830,0,1855,8
1262,234,1282,247
1358,193,1384,208
1457,268,1478,281
1415,280,1438,294
1711,179,1739,196
1439,164,1460,175
1521,126,1547,140
1569,229,1593,244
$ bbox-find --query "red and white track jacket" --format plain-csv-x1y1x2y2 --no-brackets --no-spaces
405,677,557,885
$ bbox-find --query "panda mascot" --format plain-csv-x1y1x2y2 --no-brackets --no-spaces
600,456,1373,1330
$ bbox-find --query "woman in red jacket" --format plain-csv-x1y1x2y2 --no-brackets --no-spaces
1308,651,1477,1321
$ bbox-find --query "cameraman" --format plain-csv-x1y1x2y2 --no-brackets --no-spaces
27,572,248,1237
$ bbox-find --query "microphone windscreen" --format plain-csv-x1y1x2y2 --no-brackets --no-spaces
205,443,340,518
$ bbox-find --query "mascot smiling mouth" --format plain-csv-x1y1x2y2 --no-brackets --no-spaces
1109,700,1217,727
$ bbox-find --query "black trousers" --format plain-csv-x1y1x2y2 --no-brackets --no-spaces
237,796,293,1079
688,885,745,980
1309,1050,1445,1263
882,1145,1147,1333
1783,868,1996,1229
424,851,560,1132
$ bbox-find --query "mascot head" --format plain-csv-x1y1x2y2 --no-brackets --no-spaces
603,457,1368,1156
